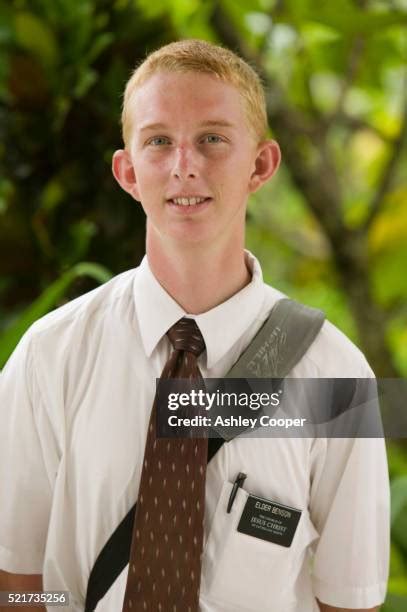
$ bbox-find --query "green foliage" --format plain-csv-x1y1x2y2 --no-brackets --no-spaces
1,0,406,606
386,441,407,608
0,0,154,318
0,262,112,368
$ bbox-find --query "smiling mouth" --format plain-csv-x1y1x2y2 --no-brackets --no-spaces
167,196,212,207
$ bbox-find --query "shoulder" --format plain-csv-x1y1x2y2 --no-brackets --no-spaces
261,283,373,377
300,318,374,377
23,267,139,353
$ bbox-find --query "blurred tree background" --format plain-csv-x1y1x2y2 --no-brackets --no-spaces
0,0,406,609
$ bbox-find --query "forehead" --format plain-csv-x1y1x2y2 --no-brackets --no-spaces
129,70,247,130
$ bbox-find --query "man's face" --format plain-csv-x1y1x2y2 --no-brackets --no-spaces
116,70,276,248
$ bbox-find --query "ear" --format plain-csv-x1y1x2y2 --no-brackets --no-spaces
248,140,281,194
112,149,141,201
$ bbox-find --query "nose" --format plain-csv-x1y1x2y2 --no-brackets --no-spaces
172,146,198,180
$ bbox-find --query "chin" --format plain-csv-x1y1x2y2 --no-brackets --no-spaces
162,225,218,246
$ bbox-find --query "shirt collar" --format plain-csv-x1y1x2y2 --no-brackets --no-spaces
133,250,265,369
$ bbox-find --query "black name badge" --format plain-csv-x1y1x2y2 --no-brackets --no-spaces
237,494,302,547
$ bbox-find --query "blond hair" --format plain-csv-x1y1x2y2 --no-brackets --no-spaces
121,39,268,147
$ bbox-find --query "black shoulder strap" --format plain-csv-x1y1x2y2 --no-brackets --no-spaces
85,298,325,610
84,436,225,611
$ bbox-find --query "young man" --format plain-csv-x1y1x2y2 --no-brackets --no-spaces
0,40,389,611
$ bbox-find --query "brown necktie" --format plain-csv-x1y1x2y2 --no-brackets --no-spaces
123,318,208,612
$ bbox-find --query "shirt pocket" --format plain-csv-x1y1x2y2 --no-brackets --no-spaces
200,480,318,612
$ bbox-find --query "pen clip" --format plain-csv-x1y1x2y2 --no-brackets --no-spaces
227,472,247,513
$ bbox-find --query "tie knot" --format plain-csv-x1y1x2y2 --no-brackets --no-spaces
167,318,205,357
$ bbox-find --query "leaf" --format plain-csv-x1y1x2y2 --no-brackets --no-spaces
0,52,10,102
391,476,407,525
389,540,407,579
392,496,407,556
74,68,98,98
40,179,64,213
64,221,97,266
387,442,407,479
369,187,407,254
14,11,58,67
224,0,263,16
0,1,14,45
281,0,407,36
382,593,407,612
301,21,341,45
0,263,112,369
0,178,13,214
134,0,168,20
173,0,219,38
371,246,407,306
170,0,201,26
86,32,115,64
388,323,407,378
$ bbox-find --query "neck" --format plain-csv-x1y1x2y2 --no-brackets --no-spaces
146,232,251,315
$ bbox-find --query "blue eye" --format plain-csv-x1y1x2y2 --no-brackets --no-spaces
204,134,223,143
149,137,169,146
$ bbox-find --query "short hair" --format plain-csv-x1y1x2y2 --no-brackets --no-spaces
121,39,268,148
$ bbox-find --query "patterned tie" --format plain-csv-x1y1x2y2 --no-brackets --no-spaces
122,318,208,612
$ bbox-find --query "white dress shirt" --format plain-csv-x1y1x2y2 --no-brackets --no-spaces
0,251,389,611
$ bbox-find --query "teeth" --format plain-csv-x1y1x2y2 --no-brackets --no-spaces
172,196,207,206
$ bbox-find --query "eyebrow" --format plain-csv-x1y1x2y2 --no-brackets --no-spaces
138,120,235,132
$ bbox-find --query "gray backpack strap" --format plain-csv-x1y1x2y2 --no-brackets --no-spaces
226,298,325,379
